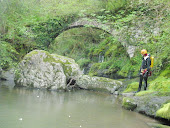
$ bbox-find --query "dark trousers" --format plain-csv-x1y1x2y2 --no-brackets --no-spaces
138,74,148,91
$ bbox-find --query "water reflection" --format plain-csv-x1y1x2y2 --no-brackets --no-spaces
0,81,159,128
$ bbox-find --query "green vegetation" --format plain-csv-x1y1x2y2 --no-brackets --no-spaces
156,103,170,120
0,0,104,68
0,0,169,85
49,27,109,61
1,0,169,122
0,41,18,69
48,0,169,78
149,76,170,92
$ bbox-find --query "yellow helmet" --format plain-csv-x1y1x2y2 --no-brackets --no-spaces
141,49,147,55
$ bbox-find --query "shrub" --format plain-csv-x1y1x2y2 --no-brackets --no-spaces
0,41,18,69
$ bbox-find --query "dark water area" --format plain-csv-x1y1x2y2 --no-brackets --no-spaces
0,80,160,128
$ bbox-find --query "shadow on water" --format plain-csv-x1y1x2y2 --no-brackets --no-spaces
0,80,161,128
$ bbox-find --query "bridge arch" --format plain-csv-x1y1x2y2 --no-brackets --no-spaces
55,18,136,58
56,18,114,38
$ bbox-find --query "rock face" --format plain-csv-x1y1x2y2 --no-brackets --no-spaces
76,75,123,93
15,50,82,90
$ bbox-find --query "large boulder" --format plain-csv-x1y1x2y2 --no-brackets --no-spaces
76,75,123,93
15,50,82,90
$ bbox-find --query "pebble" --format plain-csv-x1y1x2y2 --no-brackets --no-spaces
37,96,39,98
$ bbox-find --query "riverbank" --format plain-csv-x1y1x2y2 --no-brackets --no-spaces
78,76,170,127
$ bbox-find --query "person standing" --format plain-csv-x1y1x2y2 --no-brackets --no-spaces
137,49,151,92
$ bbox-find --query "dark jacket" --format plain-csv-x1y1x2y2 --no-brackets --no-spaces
140,55,151,72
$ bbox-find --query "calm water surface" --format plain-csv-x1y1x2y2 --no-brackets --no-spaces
0,81,159,128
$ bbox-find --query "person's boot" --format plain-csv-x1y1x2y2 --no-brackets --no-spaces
135,88,141,93
144,85,147,90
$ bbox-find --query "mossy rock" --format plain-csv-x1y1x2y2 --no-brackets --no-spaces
122,97,137,111
123,82,138,93
156,103,170,120
51,54,82,78
15,50,82,90
76,75,123,93
24,50,40,59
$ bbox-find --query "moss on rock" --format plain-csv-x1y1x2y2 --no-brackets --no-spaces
51,54,77,77
24,50,39,59
15,50,82,90
156,103,170,120
123,82,138,93
122,97,137,110
149,76,170,92
76,75,122,93
135,90,155,96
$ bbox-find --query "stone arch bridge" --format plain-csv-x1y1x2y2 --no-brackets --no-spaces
58,18,136,58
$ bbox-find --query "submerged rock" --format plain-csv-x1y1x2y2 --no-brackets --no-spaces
76,75,123,93
15,50,82,90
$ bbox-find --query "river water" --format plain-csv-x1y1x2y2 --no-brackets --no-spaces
0,81,159,128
